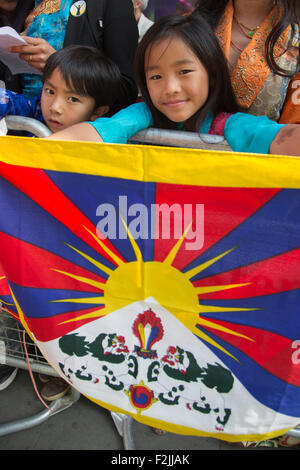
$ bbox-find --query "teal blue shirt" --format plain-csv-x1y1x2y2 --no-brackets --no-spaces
89,102,285,154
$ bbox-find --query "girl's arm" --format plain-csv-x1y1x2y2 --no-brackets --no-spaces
47,106,300,157
270,125,300,156
47,102,153,143
47,122,103,142
224,113,300,156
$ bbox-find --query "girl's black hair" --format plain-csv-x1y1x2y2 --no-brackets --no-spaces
193,0,300,77
43,45,121,107
134,13,240,131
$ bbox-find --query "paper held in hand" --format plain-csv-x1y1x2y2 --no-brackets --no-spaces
0,26,42,75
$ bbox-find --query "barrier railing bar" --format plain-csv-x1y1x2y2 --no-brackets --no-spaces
130,127,231,151
5,116,52,138
5,116,231,151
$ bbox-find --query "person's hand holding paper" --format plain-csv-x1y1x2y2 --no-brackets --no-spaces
0,26,42,74
8,35,56,72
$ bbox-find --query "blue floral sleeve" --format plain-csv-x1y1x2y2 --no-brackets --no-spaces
0,89,43,121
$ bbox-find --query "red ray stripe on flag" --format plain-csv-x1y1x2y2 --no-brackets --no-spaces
195,247,300,300
25,307,105,341
154,184,280,270
0,162,125,265
201,318,300,386
0,231,106,291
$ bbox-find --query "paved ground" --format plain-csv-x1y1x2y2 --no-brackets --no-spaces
0,368,299,454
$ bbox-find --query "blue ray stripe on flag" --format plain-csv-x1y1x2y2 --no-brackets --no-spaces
10,282,104,318
199,290,300,339
0,175,115,277
45,171,157,263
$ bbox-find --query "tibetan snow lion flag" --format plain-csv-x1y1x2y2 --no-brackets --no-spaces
0,135,300,442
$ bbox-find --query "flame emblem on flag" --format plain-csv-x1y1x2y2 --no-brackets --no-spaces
132,309,164,359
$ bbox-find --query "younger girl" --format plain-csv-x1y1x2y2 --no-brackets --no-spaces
0,45,120,134
49,13,300,157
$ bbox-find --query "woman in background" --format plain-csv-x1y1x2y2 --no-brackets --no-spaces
192,0,300,123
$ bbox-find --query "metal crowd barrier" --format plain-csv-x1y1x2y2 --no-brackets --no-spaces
0,116,299,445
5,115,232,150
0,307,81,437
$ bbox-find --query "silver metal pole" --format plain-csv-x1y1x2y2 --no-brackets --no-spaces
130,128,231,151
110,412,136,450
0,353,59,377
286,426,300,438
5,116,52,138
0,389,80,437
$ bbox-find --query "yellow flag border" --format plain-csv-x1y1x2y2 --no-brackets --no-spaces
1,135,300,189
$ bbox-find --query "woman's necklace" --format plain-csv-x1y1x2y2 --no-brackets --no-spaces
233,15,259,38
230,39,243,54
233,1,276,39
230,17,253,57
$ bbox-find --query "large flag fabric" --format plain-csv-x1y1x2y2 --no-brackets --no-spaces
0,135,300,442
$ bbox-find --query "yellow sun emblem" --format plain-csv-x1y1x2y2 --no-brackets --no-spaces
51,222,256,361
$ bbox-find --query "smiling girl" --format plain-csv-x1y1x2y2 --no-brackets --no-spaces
49,14,300,157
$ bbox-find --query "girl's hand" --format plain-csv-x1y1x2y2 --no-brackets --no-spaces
8,36,56,72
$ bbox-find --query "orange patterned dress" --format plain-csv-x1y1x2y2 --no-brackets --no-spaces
215,1,300,123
